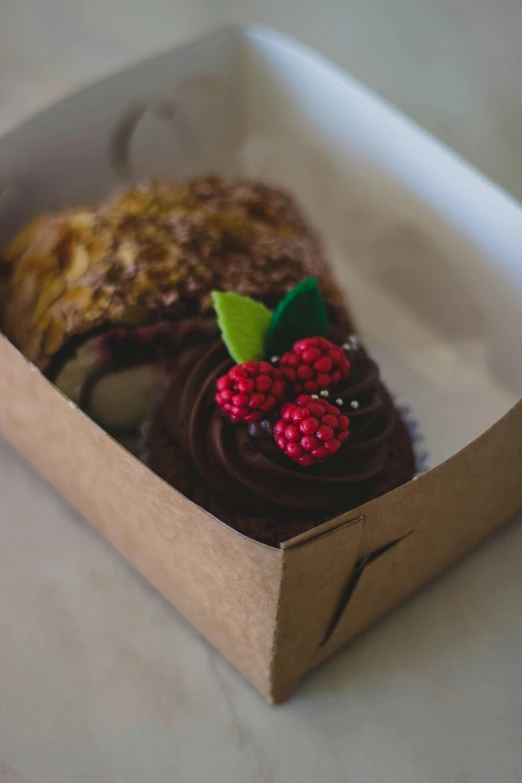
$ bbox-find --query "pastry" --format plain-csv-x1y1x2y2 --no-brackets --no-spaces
142,280,416,546
1,176,348,450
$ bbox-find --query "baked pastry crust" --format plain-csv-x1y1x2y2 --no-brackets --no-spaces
1,176,348,371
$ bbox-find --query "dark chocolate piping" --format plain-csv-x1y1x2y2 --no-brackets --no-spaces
162,335,401,516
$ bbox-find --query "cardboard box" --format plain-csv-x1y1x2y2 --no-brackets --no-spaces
0,27,521,704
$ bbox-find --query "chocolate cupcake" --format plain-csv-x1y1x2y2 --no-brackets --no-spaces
1,176,348,450
142,280,415,547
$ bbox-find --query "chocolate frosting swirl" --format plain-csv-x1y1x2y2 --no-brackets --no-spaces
161,333,402,517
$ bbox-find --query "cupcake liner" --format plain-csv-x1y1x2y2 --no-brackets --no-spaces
397,402,429,478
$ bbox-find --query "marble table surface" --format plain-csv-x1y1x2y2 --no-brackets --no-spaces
1,1,522,781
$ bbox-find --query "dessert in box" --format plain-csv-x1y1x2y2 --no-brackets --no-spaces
2,175,416,545
0,27,521,703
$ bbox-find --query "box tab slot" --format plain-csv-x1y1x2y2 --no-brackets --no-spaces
320,531,413,646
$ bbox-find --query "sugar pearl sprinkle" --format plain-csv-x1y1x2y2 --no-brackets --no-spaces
350,400,360,409
335,398,343,406
270,356,279,364
342,334,360,352
320,390,329,398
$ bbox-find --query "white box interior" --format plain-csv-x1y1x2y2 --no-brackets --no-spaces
0,26,520,472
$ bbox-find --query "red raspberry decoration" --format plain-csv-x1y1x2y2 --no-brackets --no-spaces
279,336,350,394
274,395,350,466
215,361,286,423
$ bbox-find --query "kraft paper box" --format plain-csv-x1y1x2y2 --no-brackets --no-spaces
0,27,521,704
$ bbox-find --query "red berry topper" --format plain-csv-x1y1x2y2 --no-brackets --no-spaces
212,281,353,466
215,361,286,423
279,336,350,394
274,395,349,466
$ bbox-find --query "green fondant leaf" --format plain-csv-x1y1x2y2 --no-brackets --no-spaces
267,277,328,355
212,290,272,364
